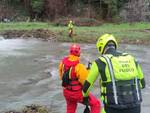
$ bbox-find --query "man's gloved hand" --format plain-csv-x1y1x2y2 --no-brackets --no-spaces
83,105,90,113
83,96,89,106
87,62,92,70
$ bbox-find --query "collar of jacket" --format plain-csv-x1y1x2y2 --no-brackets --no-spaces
105,48,116,54
68,54,80,61
105,48,122,56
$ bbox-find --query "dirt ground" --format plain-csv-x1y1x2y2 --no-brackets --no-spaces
1,29,57,41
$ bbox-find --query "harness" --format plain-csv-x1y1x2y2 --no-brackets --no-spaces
62,57,82,91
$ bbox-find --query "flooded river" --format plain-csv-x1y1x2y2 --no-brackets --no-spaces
0,39,149,112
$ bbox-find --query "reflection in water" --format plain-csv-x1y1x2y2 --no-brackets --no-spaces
0,39,150,112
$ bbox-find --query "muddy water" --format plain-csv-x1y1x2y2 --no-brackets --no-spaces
0,39,149,112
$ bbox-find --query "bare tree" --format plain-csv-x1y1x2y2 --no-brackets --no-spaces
44,0,66,20
125,0,149,22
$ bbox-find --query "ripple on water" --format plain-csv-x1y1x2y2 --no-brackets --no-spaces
0,40,150,112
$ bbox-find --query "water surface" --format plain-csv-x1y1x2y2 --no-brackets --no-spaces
0,39,149,112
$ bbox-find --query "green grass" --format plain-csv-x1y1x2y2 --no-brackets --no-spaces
74,22,150,40
0,22,50,30
0,22,150,43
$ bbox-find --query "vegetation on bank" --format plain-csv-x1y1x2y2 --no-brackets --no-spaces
0,22,150,44
1,0,150,22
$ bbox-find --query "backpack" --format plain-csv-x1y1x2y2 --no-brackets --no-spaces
103,55,142,109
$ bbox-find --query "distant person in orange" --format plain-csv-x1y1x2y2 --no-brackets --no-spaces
59,44,101,113
68,20,74,38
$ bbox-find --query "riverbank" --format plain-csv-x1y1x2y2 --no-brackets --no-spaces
0,22,150,45
5,104,49,113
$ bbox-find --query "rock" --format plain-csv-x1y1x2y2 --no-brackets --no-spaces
5,111,21,113
44,69,52,77
22,104,49,113
0,35,4,40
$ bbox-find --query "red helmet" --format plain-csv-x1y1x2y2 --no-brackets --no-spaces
70,44,80,56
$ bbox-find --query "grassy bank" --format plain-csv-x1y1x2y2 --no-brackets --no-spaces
0,22,150,44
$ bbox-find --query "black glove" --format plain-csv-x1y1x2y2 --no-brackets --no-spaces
83,96,89,106
83,105,90,113
87,62,92,70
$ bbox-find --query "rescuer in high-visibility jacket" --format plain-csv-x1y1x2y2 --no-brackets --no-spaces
59,43,100,113
68,20,74,38
82,34,145,113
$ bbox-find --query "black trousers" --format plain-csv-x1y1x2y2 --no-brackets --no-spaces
105,105,141,113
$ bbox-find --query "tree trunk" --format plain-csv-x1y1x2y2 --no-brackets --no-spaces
88,0,91,18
